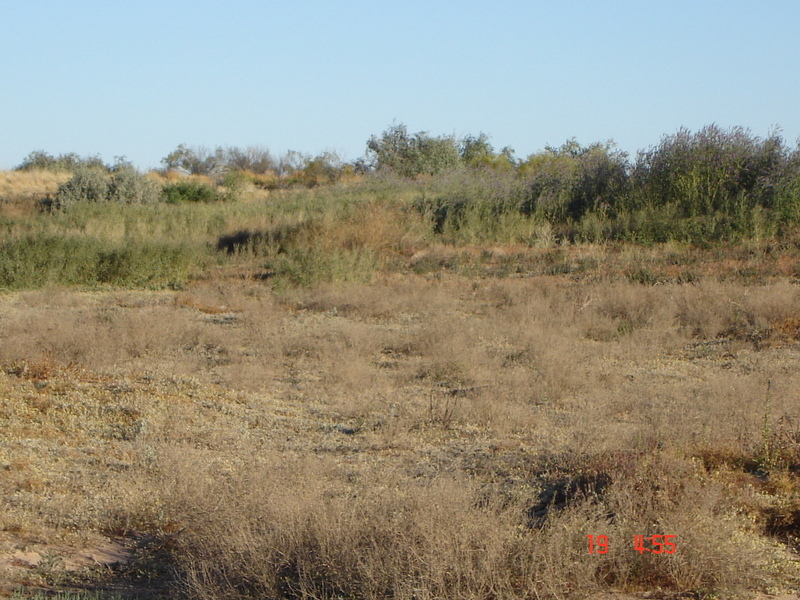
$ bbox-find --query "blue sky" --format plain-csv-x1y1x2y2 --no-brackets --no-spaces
2,1,799,170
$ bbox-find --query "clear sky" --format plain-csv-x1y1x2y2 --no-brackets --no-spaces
2,1,799,170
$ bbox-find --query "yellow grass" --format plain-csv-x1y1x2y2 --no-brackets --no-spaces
0,169,71,200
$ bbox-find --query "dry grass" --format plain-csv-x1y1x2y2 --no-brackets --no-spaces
0,170,70,201
2,263,800,598
0,170,71,222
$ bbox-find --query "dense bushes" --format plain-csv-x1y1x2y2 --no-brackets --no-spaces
0,234,202,288
15,150,107,172
413,168,528,237
775,147,800,222
53,161,231,208
600,126,799,241
53,168,110,207
631,126,786,216
403,125,800,243
519,140,629,223
162,179,224,203
367,123,461,177
107,164,162,205
53,165,162,209
160,144,350,188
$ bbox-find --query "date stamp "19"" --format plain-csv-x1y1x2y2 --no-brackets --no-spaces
588,535,676,554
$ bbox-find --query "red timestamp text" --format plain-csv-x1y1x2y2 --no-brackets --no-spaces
588,534,676,554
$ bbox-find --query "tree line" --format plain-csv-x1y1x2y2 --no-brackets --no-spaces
14,123,800,242
367,123,800,241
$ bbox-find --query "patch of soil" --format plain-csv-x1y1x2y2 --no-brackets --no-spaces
0,534,138,596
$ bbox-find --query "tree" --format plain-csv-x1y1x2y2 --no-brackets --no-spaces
631,125,787,217
460,133,494,165
366,123,460,177
460,133,517,171
161,144,227,175
519,139,629,222
16,150,106,172
226,146,276,174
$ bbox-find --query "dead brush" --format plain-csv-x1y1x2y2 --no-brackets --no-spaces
529,450,788,596
5,355,61,381
3,354,104,384
174,293,241,315
426,390,459,429
153,454,572,600
769,315,800,342
3,266,800,596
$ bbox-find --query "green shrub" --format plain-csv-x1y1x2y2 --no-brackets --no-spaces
108,165,162,205
15,150,107,172
630,125,787,218
367,123,461,178
52,168,110,208
460,134,517,172
53,166,162,209
0,234,204,289
266,246,378,287
575,211,620,243
519,140,629,223
162,180,223,203
773,146,800,224
290,152,345,187
413,169,526,236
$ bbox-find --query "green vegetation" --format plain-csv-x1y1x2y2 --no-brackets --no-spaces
15,150,108,173
0,234,204,289
368,123,800,244
366,122,461,177
53,164,162,209
162,179,224,204
0,123,799,292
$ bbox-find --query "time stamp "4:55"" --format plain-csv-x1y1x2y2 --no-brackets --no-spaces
587,535,677,555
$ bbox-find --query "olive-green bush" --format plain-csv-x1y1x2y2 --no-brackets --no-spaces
53,165,161,209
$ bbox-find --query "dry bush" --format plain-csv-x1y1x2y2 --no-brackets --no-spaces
145,444,792,599
315,201,427,256
152,452,541,600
